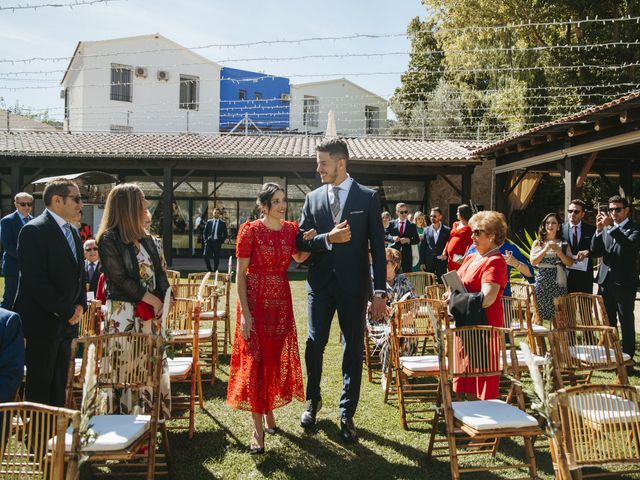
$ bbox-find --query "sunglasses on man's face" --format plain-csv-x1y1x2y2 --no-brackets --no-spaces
16,202,32,207
84,247,98,252
567,209,582,214
399,210,409,214
64,195,85,204
608,207,624,213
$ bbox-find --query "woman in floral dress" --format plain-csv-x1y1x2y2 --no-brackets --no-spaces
97,183,172,419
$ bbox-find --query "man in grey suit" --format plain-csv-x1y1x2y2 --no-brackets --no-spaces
297,138,386,443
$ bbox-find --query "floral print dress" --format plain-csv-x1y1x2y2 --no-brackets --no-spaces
104,242,172,420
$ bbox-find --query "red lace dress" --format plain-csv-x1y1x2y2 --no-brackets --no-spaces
226,220,304,413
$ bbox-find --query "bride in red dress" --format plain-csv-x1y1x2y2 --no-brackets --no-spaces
227,183,314,454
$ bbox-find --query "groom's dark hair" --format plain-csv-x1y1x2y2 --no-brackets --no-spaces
317,138,349,164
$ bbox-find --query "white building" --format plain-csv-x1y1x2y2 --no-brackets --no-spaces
61,34,221,134
289,78,388,136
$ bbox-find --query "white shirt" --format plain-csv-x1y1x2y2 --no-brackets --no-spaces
432,225,441,245
47,208,68,233
325,175,354,250
212,219,219,240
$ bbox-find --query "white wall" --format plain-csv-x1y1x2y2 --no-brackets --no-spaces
289,80,388,136
63,35,220,134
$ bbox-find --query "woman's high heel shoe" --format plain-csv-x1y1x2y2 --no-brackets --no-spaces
249,429,265,455
264,413,278,435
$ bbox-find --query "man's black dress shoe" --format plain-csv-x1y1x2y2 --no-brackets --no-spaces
300,398,322,428
340,416,357,444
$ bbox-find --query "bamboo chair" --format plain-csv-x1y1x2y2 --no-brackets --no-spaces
549,326,630,388
363,325,383,384
65,333,169,479
389,298,447,429
79,299,102,337
165,269,181,286
553,293,609,330
549,384,640,479
403,272,437,297
0,402,81,480
426,326,542,480
511,282,543,326
165,298,201,439
501,296,546,363
424,284,446,301
190,272,232,358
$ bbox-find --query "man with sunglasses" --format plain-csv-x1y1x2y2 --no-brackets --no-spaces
591,195,640,359
14,178,86,407
0,192,33,309
386,203,420,274
83,239,102,295
562,199,596,294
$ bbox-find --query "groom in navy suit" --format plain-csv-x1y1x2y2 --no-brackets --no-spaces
297,138,386,443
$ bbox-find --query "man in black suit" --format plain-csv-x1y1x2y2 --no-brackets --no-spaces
203,208,228,271
563,199,596,294
14,178,86,407
591,195,640,358
0,192,33,309
297,138,386,443
386,202,420,273
419,207,451,281
83,239,102,295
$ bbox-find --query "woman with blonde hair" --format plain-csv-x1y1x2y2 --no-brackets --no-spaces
97,183,172,418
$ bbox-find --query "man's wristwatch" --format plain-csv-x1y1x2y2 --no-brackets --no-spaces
373,291,387,299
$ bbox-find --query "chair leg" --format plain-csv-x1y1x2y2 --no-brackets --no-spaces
426,383,442,460
210,334,217,385
224,315,231,356
523,435,538,479
189,369,196,439
197,364,204,408
161,423,173,477
396,371,407,430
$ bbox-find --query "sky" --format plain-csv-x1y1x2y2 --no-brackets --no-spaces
0,0,427,120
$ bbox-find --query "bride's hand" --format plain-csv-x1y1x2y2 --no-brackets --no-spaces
302,228,317,241
240,312,253,339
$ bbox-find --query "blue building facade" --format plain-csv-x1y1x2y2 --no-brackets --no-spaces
220,67,290,132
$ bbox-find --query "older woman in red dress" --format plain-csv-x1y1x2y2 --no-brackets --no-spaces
227,183,314,454
443,204,473,271
451,210,508,400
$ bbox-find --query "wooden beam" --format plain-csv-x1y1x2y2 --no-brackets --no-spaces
172,169,195,191
140,168,163,190
461,168,472,203
576,152,598,189
291,170,314,191
503,170,528,197
563,156,576,214
21,168,45,189
162,165,173,266
438,174,462,197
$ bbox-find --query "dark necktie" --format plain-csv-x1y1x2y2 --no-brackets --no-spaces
331,186,341,219
88,263,95,282
572,225,578,250
399,221,405,236
63,223,78,259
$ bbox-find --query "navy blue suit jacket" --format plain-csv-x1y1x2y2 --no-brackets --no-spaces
297,180,386,297
14,210,86,339
419,224,451,271
1,211,29,278
562,221,596,292
591,220,640,287
0,307,24,402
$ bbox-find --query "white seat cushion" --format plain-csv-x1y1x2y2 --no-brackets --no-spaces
569,393,640,425
568,345,632,364
504,351,546,368
55,415,150,452
510,321,549,334
167,357,193,377
199,310,227,320
399,355,440,372
452,399,538,431
173,328,214,339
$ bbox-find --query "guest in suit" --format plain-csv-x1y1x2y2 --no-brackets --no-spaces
83,239,102,295
443,204,473,271
563,199,596,294
591,195,640,357
0,307,25,402
419,207,451,281
203,208,228,271
14,178,86,407
0,192,33,309
297,138,386,443
386,203,420,273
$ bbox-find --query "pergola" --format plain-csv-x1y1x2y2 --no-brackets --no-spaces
0,132,479,265
472,91,640,216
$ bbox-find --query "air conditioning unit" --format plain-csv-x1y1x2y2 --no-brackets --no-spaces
157,70,169,81
135,66,147,78
280,93,291,101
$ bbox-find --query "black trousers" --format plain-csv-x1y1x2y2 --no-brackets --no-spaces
203,240,223,271
25,330,75,407
0,275,18,310
599,279,636,357
305,276,367,418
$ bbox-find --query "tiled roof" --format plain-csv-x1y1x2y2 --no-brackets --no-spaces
472,90,640,156
0,110,60,132
0,132,478,164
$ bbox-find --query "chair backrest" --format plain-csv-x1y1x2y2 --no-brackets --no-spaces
392,297,447,349
66,333,164,414
501,296,535,346
550,384,640,471
403,272,437,297
79,299,102,337
549,326,628,387
553,293,608,330
511,282,541,324
424,284,446,301
171,283,199,300
187,272,231,314
0,401,81,480
165,298,199,335
165,269,181,286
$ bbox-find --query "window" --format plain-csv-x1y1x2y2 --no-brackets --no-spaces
255,92,262,100
110,124,133,134
179,75,199,110
63,88,69,119
303,96,319,128
365,105,380,135
238,90,246,100
110,64,132,102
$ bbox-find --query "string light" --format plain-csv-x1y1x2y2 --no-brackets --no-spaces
0,0,121,11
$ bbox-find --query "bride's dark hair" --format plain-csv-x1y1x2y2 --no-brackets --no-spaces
257,182,284,212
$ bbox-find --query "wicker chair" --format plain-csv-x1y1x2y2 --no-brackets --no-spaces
165,269,181,286
549,383,640,479
424,284,446,301
65,333,169,479
403,272,437,297
553,292,609,330
511,282,542,326
190,272,232,358
0,402,80,480
426,326,542,479
79,299,102,337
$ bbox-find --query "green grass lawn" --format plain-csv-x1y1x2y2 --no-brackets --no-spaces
2,276,640,479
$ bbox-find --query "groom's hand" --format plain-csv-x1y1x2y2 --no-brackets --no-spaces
370,297,386,321
328,220,351,244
